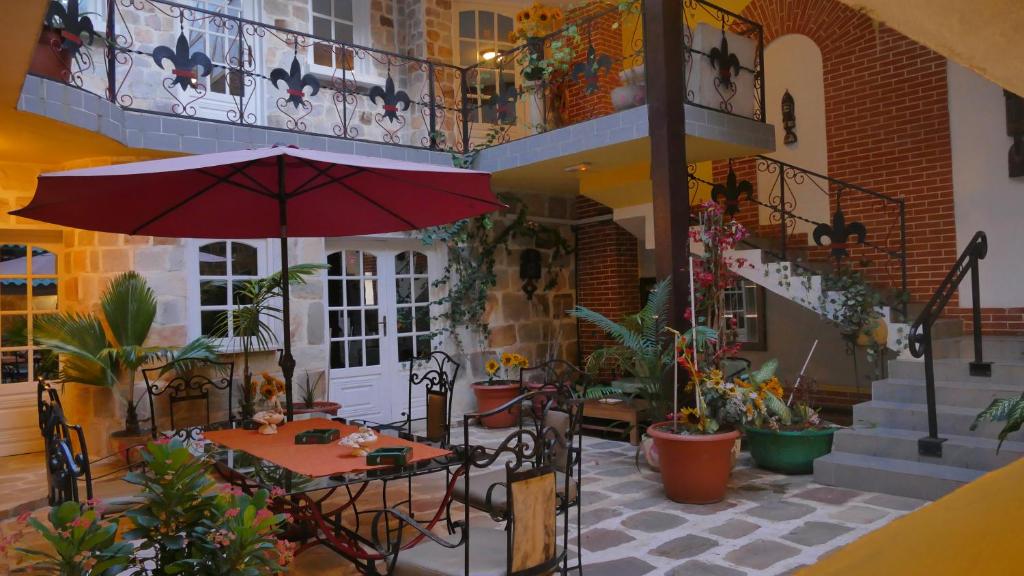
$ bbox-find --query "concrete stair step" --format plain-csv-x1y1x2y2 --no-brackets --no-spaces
931,335,1024,362
871,377,1024,409
813,451,985,500
852,400,1024,438
831,426,1024,471
888,357,1024,386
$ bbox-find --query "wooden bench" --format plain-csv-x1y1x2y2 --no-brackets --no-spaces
582,397,648,445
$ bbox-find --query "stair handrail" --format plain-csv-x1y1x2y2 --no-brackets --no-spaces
908,230,991,458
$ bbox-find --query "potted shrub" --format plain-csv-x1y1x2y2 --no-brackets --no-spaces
472,352,528,428
746,399,836,474
510,3,565,82
13,439,294,574
293,369,340,416
35,272,217,456
211,263,324,420
569,277,675,457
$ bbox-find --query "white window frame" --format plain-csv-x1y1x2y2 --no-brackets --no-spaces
453,2,523,129
306,0,383,87
185,238,277,352
393,250,433,364
185,0,262,122
0,244,60,385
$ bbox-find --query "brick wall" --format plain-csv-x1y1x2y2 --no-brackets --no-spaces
560,5,624,126
733,0,957,304
575,196,639,378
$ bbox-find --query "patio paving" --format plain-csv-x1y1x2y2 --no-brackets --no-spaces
0,425,927,575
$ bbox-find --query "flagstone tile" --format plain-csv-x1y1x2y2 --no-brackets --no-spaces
650,534,719,560
574,527,636,552
724,539,802,570
861,493,927,511
665,560,748,576
708,518,761,539
792,486,861,505
746,501,816,522
620,510,688,532
828,504,890,524
585,557,657,575
782,521,854,546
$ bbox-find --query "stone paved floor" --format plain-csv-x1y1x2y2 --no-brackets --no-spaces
0,426,926,575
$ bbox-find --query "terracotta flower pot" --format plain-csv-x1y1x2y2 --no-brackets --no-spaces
31,27,71,82
647,422,740,504
856,316,888,347
471,381,521,428
292,401,342,416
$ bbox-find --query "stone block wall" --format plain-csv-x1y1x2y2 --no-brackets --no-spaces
452,192,577,416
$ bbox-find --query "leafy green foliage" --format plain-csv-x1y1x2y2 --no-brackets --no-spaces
34,272,218,433
14,502,132,576
421,194,573,347
210,263,325,410
972,393,1024,452
299,369,324,407
569,277,673,415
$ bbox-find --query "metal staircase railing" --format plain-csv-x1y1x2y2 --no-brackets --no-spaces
908,230,991,458
688,155,908,320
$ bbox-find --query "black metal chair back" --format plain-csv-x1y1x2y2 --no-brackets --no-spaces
404,350,459,446
143,359,235,439
36,380,94,506
519,359,588,421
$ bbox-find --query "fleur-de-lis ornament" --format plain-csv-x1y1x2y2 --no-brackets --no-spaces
152,30,214,92
813,203,867,262
708,29,742,88
270,53,320,109
711,162,753,216
45,0,96,59
571,42,613,95
369,72,411,123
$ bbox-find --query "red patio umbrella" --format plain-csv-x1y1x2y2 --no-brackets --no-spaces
12,146,501,419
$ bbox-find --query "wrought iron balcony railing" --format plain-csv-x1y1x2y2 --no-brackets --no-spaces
33,0,764,156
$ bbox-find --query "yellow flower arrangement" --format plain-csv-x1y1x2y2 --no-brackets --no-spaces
487,352,530,382
510,2,565,42
485,359,500,375
761,376,784,400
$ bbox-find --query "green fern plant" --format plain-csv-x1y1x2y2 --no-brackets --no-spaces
568,277,674,416
971,393,1024,452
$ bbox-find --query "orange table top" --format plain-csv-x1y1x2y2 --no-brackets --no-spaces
205,418,451,478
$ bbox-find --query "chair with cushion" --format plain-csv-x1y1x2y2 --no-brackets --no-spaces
143,358,235,439
368,417,570,575
356,350,459,447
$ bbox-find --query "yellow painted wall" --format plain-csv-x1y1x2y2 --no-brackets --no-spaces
798,457,1024,575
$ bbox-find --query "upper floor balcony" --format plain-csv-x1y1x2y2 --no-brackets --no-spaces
19,0,773,171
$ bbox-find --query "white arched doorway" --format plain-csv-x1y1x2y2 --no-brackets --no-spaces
758,33,830,239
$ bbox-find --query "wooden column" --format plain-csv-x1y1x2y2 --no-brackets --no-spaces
643,0,689,332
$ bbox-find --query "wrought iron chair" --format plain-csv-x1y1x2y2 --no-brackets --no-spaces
520,359,589,420
367,415,571,575
143,358,235,439
356,350,459,447
36,380,144,513
448,384,584,573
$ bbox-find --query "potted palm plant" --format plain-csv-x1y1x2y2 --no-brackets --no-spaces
210,264,324,420
294,369,340,416
34,272,217,453
568,277,674,420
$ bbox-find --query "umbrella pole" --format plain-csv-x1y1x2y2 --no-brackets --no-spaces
278,157,296,421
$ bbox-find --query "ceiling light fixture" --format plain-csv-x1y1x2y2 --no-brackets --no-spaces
563,162,592,173
480,50,499,62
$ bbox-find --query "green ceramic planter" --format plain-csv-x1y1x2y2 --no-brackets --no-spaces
744,426,837,474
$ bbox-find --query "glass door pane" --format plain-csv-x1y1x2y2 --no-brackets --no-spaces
327,250,382,369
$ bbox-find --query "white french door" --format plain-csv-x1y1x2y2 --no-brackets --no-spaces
325,240,438,424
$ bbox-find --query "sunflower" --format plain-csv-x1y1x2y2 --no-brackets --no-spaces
761,377,784,399
485,359,500,375
707,369,724,385
500,352,515,367
679,407,704,431
518,356,530,369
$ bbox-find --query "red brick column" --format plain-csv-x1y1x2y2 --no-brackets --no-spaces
575,197,639,377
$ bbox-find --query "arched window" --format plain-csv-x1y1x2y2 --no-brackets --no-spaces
394,250,430,363
456,6,517,124
0,244,59,384
189,239,266,343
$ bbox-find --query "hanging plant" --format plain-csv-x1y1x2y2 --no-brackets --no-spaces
420,194,573,349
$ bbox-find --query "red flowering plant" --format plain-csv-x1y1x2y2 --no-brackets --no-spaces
669,201,790,434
